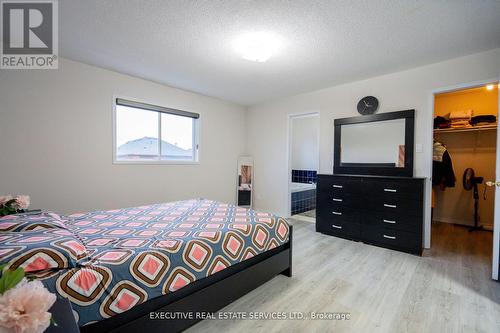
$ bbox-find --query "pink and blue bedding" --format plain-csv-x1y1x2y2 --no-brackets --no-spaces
0,199,290,327
0,212,67,232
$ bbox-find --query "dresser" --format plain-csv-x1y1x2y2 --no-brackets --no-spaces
316,174,425,255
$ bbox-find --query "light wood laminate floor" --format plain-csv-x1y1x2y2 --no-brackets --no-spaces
187,220,500,333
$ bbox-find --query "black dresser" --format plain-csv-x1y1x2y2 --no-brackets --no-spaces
316,174,425,255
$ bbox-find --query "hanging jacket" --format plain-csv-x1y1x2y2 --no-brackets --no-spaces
432,141,456,188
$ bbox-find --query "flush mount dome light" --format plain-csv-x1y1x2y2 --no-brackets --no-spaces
233,31,283,62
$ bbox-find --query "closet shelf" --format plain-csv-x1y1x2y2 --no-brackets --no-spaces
434,124,497,133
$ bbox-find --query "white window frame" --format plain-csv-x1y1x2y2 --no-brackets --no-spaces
112,96,200,165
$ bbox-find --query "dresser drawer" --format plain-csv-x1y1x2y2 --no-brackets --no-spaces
361,225,422,253
317,190,360,209
364,180,424,201
317,176,362,196
365,197,423,217
316,218,360,238
362,212,423,233
317,203,358,221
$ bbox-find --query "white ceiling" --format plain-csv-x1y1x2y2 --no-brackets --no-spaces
60,1,500,106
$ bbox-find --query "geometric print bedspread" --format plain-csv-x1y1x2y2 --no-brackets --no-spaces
36,199,290,327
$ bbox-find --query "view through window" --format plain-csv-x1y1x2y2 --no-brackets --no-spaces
115,100,198,162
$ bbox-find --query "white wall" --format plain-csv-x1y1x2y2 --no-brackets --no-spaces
247,48,500,247
291,115,319,171
0,58,246,214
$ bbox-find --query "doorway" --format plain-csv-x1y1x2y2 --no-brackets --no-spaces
287,113,320,222
430,81,499,278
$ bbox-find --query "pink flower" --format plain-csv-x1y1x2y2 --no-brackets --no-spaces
0,196,13,207
0,279,56,333
13,196,30,211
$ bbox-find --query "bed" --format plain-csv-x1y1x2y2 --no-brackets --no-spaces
0,199,292,332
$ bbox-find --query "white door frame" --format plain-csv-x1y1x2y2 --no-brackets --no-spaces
426,78,499,280
495,73,500,280
286,112,320,217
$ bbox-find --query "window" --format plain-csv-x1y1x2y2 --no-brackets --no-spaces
114,98,199,163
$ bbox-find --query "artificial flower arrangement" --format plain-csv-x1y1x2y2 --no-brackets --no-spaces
0,196,30,217
0,265,57,333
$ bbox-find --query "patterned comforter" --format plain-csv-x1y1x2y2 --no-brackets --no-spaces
0,199,290,327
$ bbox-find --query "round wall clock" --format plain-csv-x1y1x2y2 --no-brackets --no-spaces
357,96,379,115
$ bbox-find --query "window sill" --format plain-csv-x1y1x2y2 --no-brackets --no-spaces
113,160,200,165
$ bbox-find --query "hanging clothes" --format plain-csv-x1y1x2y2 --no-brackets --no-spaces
432,140,456,189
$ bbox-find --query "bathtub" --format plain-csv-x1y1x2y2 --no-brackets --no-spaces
291,182,316,215
290,182,316,193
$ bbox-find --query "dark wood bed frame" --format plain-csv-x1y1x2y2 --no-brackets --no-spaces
81,225,293,333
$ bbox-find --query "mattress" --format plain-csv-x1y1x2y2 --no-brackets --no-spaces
1,199,290,327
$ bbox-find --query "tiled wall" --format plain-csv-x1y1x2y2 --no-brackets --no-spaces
291,169,317,184
291,189,316,215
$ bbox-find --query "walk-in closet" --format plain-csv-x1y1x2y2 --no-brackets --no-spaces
432,82,498,267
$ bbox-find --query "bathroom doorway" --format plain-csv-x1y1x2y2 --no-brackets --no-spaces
287,112,320,222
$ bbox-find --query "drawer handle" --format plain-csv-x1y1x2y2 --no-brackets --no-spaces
332,198,343,202
384,188,397,193
332,211,342,215
384,204,397,208
332,224,343,229
383,219,396,224
383,234,396,240
332,185,343,189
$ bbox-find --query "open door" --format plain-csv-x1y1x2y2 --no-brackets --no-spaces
490,79,500,280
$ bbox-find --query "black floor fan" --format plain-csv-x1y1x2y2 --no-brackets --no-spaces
463,168,485,232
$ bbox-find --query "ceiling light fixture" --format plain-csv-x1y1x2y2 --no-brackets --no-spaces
486,84,495,91
233,31,283,63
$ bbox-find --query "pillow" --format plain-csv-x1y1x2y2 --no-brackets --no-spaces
0,212,67,232
0,228,89,273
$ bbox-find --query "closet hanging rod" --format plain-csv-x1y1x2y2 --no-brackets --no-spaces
434,124,497,133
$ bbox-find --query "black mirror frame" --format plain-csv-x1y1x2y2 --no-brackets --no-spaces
333,109,415,177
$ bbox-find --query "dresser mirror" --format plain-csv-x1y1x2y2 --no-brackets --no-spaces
334,110,415,177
